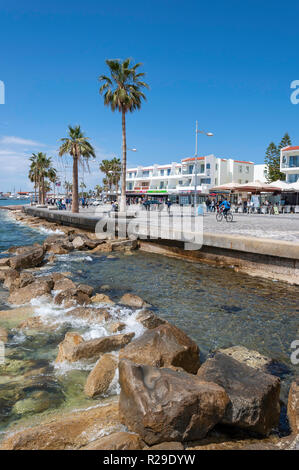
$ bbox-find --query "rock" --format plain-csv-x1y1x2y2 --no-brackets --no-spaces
119,293,150,308
91,293,115,304
0,267,10,281
146,442,184,450
136,310,166,329
84,354,118,397
18,316,52,331
0,327,8,343
12,391,53,415
53,277,76,291
3,269,20,289
77,284,94,297
81,432,143,450
119,323,200,374
287,379,299,435
66,307,111,323
218,345,274,372
0,401,120,450
48,254,56,263
111,239,138,251
90,243,112,253
8,244,40,255
100,284,111,291
8,272,35,292
119,359,229,445
56,332,84,362
56,332,135,362
8,279,53,305
197,352,281,436
9,245,44,270
72,236,86,250
54,288,91,307
43,235,74,254
108,322,126,333
0,258,10,267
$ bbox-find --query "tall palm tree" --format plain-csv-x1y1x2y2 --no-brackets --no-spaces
28,153,38,202
59,125,95,213
95,185,103,197
48,167,58,197
80,181,86,198
99,58,149,212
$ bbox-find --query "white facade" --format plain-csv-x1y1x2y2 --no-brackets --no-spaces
126,155,254,197
280,146,299,183
254,164,268,183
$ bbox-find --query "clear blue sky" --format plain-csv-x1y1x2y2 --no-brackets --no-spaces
0,0,299,191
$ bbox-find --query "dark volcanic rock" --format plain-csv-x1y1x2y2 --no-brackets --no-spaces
197,352,281,436
119,359,229,445
119,323,200,374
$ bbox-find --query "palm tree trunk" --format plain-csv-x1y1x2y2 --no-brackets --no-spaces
72,152,79,213
42,177,45,204
120,110,127,212
34,171,37,203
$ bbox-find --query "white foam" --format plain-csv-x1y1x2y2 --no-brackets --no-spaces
36,226,64,236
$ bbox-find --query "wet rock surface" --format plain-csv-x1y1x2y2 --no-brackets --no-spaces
287,378,299,435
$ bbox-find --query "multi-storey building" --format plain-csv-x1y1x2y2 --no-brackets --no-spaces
280,146,299,184
126,155,254,203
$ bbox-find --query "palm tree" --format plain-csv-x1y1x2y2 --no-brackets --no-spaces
64,180,72,196
80,181,86,198
59,125,95,213
95,185,103,197
110,157,121,197
99,159,113,194
48,167,58,197
99,58,149,212
28,153,38,202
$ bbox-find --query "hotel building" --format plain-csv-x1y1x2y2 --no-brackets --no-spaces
126,155,254,204
280,146,299,184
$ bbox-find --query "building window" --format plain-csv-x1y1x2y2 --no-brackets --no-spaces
167,168,171,175
289,156,299,168
160,169,164,176
142,171,150,177
215,163,218,170
206,163,210,169
188,165,193,174
200,164,205,173
200,178,211,185
288,174,299,183
245,166,249,173
239,166,242,173
128,182,133,190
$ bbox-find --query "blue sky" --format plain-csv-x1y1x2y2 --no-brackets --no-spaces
0,0,299,191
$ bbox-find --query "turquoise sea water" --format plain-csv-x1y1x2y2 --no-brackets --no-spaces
0,207,298,437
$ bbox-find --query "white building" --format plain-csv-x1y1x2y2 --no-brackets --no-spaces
254,164,268,183
280,146,299,183
126,155,254,203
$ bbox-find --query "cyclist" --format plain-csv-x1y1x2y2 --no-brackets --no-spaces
220,198,231,217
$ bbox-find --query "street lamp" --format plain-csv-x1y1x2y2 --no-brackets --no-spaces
194,120,213,215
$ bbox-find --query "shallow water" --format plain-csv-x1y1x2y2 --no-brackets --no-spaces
0,209,298,437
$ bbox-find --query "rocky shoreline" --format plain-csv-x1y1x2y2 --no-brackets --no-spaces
0,209,297,450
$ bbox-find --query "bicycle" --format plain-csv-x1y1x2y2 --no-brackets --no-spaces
216,207,233,222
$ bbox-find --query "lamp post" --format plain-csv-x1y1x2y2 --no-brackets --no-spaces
194,121,213,215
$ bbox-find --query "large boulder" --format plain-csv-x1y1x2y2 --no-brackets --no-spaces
119,359,229,445
119,323,200,374
0,327,8,343
9,245,44,270
54,288,91,308
84,354,118,397
197,353,281,436
135,310,166,329
81,432,143,450
0,258,10,267
287,378,299,435
77,284,94,297
8,279,53,305
56,332,135,362
72,236,86,250
119,293,150,308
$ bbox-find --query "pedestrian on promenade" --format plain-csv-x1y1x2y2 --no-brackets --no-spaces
166,199,172,214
